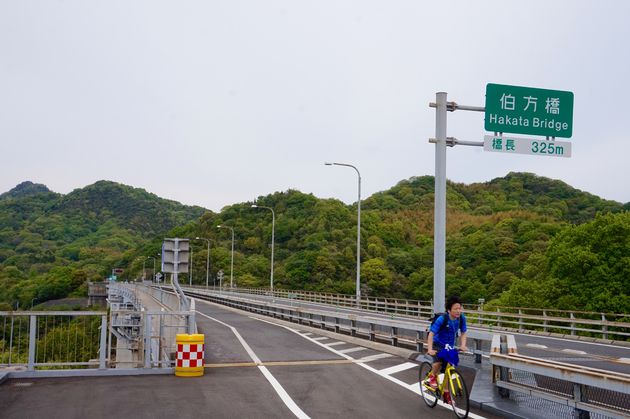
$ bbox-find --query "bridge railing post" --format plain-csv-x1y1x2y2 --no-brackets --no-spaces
28,314,37,370
99,314,108,369
144,313,152,368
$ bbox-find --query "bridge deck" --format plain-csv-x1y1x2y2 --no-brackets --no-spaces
0,298,507,419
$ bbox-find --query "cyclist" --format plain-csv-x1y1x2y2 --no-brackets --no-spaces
425,296,468,397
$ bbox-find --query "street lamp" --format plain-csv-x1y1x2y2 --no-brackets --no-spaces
155,253,162,283
325,162,362,307
145,256,156,282
134,256,145,282
194,237,212,289
217,225,235,288
251,204,275,292
190,245,193,286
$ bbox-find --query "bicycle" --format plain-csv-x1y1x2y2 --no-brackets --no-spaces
419,348,470,419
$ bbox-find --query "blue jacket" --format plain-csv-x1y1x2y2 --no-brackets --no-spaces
430,314,467,347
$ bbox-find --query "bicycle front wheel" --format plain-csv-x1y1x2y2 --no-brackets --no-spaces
448,368,470,419
419,361,438,408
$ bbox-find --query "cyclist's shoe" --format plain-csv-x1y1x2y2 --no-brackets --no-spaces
425,375,438,389
443,392,451,404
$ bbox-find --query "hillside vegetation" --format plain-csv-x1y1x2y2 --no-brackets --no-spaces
180,172,627,313
0,181,206,309
0,173,627,314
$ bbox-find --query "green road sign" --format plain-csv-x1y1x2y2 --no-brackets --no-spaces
483,135,571,158
485,83,574,138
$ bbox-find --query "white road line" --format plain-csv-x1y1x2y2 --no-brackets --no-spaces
302,332,313,336
196,311,310,419
356,353,393,363
379,362,418,376
513,332,627,349
249,317,489,419
359,361,487,419
258,366,310,419
561,349,587,355
526,343,548,349
325,342,347,347
338,347,369,354
311,337,329,341
619,358,630,364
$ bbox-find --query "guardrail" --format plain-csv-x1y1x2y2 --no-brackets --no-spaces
490,335,630,419
0,284,198,379
1,311,107,370
182,287,491,362
190,286,630,342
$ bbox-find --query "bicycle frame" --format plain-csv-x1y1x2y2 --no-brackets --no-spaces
427,361,459,396
420,356,470,419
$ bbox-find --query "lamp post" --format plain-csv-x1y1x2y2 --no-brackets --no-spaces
325,162,362,307
145,256,156,282
251,204,275,292
190,245,193,286
155,253,161,283
135,256,145,282
194,237,212,289
217,225,235,288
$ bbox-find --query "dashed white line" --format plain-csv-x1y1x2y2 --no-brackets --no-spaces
325,341,347,347
311,337,329,341
249,316,489,419
356,353,393,363
619,358,630,364
526,343,548,349
379,362,418,376
561,349,587,355
338,347,370,354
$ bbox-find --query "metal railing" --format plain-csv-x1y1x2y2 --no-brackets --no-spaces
491,335,630,419
1,311,107,370
181,287,491,360
189,286,630,341
0,283,196,375
108,283,196,369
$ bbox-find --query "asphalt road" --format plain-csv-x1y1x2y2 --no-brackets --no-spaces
192,288,630,375
193,299,500,418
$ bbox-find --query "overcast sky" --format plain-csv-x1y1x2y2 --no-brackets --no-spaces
1,1,628,212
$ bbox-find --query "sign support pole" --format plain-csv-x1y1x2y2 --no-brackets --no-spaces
433,92,447,314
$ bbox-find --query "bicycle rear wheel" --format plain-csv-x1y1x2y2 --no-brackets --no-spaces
419,362,438,408
448,368,470,419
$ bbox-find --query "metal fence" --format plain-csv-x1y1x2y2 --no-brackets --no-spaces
182,287,491,361
1,311,107,370
491,351,630,419
188,285,630,341
1,283,196,373
108,283,195,369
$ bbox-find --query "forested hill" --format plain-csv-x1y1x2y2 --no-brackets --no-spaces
364,172,625,223
0,173,627,313
50,180,206,237
181,172,627,313
0,180,207,309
